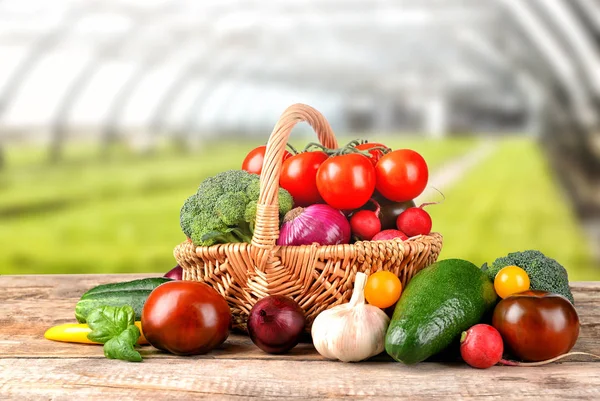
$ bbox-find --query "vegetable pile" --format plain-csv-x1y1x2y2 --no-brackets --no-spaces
44,135,599,369
180,139,437,248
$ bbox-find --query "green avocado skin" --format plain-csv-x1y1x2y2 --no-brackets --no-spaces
385,259,497,364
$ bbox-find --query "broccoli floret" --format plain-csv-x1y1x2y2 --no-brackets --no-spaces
278,187,293,216
245,179,294,216
215,192,248,226
246,180,261,201
180,169,294,246
245,200,258,232
188,211,248,246
180,194,202,239
482,250,574,304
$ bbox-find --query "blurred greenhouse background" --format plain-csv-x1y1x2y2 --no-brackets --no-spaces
0,0,599,279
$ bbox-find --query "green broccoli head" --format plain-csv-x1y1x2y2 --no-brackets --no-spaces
482,250,574,304
181,169,294,246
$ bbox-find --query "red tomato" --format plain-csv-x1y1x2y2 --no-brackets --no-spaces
242,145,291,175
316,153,376,210
356,142,390,166
141,281,231,356
375,149,428,202
280,151,328,207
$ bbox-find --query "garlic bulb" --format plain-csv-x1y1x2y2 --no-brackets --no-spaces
311,272,390,362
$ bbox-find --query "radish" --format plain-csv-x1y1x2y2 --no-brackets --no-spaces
460,324,504,369
350,210,381,241
461,324,600,368
396,205,432,237
372,229,408,241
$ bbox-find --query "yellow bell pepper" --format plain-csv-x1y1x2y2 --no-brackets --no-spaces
44,321,149,345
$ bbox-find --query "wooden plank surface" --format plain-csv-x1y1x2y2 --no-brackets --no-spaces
1,274,599,400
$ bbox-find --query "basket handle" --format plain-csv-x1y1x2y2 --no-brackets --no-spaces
250,104,339,268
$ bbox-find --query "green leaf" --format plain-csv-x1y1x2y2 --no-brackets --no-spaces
86,305,136,344
103,325,142,362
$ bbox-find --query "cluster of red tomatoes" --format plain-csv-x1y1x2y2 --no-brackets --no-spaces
241,141,429,211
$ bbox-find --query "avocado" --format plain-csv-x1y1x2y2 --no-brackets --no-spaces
385,259,497,364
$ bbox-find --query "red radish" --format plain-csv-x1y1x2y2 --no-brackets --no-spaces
461,325,600,368
350,210,381,241
460,324,504,369
396,206,432,237
372,229,408,241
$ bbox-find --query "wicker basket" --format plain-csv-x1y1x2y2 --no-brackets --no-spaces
174,103,443,332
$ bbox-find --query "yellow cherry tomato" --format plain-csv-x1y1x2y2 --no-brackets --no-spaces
364,271,403,309
494,265,531,299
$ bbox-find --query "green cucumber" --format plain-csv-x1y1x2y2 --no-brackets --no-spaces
385,259,497,364
75,278,171,323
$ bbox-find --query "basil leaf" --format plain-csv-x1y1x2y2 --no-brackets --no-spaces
87,305,136,344
103,325,142,363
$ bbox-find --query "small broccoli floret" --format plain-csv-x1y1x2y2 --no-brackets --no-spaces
278,187,294,216
482,250,574,304
180,194,202,239
188,211,248,246
215,192,248,226
196,177,223,213
244,201,258,232
246,180,261,201
212,169,257,194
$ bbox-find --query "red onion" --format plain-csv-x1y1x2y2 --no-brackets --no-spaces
247,295,306,354
277,205,351,246
164,265,183,280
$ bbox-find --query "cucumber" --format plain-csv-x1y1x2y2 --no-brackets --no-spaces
385,259,497,364
75,278,171,323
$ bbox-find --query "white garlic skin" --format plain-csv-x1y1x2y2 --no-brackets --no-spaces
311,272,390,362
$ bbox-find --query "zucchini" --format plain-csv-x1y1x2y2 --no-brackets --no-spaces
75,277,171,323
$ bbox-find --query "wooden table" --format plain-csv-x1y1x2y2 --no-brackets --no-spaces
1,274,599,400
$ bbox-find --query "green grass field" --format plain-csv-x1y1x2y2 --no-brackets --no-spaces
0,135,598,280
0,136,476,275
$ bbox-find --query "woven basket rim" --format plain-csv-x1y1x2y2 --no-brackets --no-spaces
177,231,442,254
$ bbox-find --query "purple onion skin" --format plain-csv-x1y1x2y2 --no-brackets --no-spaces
164,265,183,280
247,295,306,354
277,204,351,246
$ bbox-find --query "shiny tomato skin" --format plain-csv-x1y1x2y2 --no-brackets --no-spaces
364,271,403,309
141,281,231,356
356,142,390,166
242,145,291,175
492,290,579,362
375,149,428,202
316,153,376,210
280,151,328,207
494,265,530,299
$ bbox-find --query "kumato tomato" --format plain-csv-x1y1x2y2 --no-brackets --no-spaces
242,145,291,175
141,281,231,356
375,149,428,202
316,153,376,210
492,290,579,361
280,151,328,207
